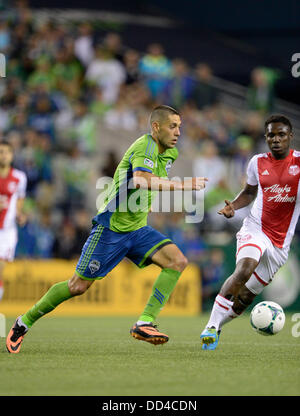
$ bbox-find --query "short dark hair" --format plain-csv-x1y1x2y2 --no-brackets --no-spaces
264,114,293,132
0,140,13,150
150,105,179,126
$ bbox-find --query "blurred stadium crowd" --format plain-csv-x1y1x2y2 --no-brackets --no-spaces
1,1,299,305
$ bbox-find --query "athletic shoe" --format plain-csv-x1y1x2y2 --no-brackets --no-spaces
6,316,28,354
200,327,220,350
130,322,169,345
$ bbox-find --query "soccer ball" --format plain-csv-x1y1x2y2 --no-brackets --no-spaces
250,301,285,336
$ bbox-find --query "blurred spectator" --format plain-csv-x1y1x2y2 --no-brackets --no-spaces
33,132,53,183
27,55,55,91
101,150,120,178
246,67,275,113
12,0,33,27
28,94,57,141
9,110,28,135
73,208,92,248
0,19,11,53
102,32,126,64
14,128,48,197
33,211,56,258
193,140,234,230
9,23,32,60
52,45,84,99
52,219,81,259
229,134,254,189
124,82,151,109
85,45,126,104
161,58,194,109
238,111,264,151
74,22,95,67
68,99,97,154
193,140,227,194
191,63,218,109
89,87,111,118
60,145,91,212
104,96,138,131
0,79,18,110
180,225,206,262
17,210,55,258
123,49,142,85
52,209,91,259
159,212,187,252
139,43,173,99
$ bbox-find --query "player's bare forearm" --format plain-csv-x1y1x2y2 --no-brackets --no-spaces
218,184,257,218
133,171,207,191
232,184,258,210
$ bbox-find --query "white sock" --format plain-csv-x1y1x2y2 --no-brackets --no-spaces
206,294,236,331
137,320,151,326
219,306,239,329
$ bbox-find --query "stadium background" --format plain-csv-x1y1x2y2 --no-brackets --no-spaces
0,0,300,317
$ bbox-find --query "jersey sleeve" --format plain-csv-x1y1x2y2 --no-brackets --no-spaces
17,172,27,198
130,138,158,174
246,155,258,186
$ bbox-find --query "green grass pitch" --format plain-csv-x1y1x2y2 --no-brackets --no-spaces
0,314,299,396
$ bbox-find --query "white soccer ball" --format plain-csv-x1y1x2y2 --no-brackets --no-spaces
250,301,285,336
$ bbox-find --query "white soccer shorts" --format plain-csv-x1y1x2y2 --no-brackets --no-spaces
0,228,18,262
235,224,289,295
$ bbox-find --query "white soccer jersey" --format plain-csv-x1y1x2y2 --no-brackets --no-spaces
0,168,27,230
243,149,300,249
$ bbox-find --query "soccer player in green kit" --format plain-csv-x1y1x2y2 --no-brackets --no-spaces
6,105,207,353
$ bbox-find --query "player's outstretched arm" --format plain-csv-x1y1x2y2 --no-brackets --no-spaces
218,184,258,218
133,171,208,191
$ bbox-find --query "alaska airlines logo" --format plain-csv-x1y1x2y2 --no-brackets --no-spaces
264,184,296,202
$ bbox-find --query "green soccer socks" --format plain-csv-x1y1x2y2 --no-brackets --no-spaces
21,280,72,328
138,268,181,323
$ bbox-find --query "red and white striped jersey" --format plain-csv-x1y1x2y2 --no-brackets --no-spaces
244,149,300,249
0,168,27,230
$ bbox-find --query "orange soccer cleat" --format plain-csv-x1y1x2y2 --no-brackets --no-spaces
130,322,169,345
6,316,28,354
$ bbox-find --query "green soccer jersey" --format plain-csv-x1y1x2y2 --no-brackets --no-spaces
94,134,178,232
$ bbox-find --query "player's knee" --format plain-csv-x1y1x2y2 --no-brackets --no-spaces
68,274,92,296
170,254,188,272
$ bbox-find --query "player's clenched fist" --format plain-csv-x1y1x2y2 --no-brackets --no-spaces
218,199,235,218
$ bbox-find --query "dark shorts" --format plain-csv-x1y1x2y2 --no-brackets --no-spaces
75,224,172,280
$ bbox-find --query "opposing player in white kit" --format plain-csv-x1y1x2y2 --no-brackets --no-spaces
0,141,27,300
200,114,300,350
